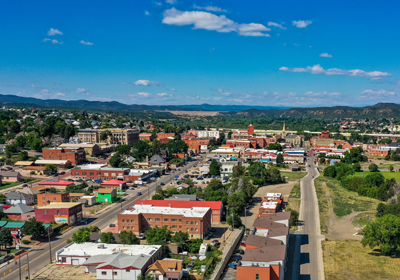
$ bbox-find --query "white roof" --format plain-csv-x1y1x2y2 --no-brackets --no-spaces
35,160,70,164
79,164,108,169
265,193,282,198
260,201,278,209
56,243,161,257
120,204,210,218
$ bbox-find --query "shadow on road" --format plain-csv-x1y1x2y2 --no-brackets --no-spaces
298,234,311,280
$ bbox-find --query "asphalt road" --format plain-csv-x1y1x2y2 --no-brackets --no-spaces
0,156,204,280
298,156,324,280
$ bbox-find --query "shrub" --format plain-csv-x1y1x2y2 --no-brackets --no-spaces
22,240,31,244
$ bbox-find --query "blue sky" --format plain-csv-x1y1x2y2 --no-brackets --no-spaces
1,0,400,107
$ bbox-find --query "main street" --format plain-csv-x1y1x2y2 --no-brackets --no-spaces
0,156,204,280
298,156,325,280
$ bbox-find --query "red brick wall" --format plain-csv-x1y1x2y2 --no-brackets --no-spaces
35,204,82,225
43,148,86,165
38,193,70,206
157,133,175,140
237,266,277,280
248,125,254,135
71,168,129,181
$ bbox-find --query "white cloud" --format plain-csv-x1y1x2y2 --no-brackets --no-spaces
193,5,227,13
41,89,49,93
292,20,312,28
55,92,65,97
134,79,159,86
43,38,63,44
48,28,63,36
166,0,176,4
137,92,151,97
157,92,169,96
279,64,391,77
76,88,86,93
214,97,223,100
329,92,341,96
218,88,232,96
162,8,270,37
155,2,163,6
361,89,395,97
80,40,93,45
145,10,150,16
170,88,176,91
267,22,286,29
319,53,333,58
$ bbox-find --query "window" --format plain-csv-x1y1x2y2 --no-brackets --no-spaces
123,226,126,229
57,211,60,215
155,218,160,222
195,228,198,231
191,221,194,224
195,221,198,225
42,197,45,200
122,219,125,223
172,225,177,229
44,211,47,215
104,173,109,176
172,219,177,222
179,226,182,229
131,226,134,230
90,172,94,176
148,218,152,221
131,219,134,222
111,173,116,177
187,228,189,231
186,221,189,224
54,197,57,200
191,228,193,231
164,219,169,222
256,274,259,280
102,271,107,275
179,219,182,222
43,202,46,206
126,226,130,229
97,172,101,176
82,172,87,176
126,269,130,272
75,172,79,175
61,257,66,263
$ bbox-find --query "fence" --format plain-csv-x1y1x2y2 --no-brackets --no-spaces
209,228,244,280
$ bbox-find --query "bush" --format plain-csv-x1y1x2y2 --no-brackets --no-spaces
290,210,299,227
22,240,31,244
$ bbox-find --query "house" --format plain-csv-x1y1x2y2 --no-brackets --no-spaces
93,188,117,203
146,259,183,280
165,194,197,201
5,192,34,206
118,204,212,239
59,143,102,156
79,195,96,206
38,180,74,191
35,202,83,225
0,171,21,182
220,164,234,175
237,244,287,280
34,159,72,169
244,234,282,250
37,193,70,206
135,200,223,223
100,179,127,190
149,155,166,165
42,147,86,165
55,242,162,267
3,203,35,221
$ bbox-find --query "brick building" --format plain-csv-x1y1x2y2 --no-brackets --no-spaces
135,200,223,223
35,202,83,225
38,193,70,206
157,133,175,140
118,205,212,239
78,128,140,146
184,138,211,153
140,133,154,141
38,180,74,191
71,167,129,181
42,147,86,165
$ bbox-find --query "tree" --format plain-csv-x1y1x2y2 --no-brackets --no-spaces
228,192,246,214
152,194,164,200
227,131,232,139
361,214,400,255
247,162,267,184
187,238,203,253
352,162,361,172
144,226,172,245
30,138,43,152
100,232,116,244
45,164,57,174
267,143,282,151
49,187,57,193
87,226,100,233
22,217,46,240
171,231,189,251
276,153,284,166
368,163,379,172
0,194,6,204
0,228,13,249
390,165,394,172
232,165,245,178
117,145,131,155
118,231,140,245
133,140,152,161
209,160,221,176
109,153,123,168
100,130,112,142
72,228,91,243
137,274,155,280
227,212,242,228
290,210,299,227
15,135,27,150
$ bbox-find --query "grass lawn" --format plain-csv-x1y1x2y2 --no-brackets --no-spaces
355,171,400,181
9,249,21,253
287,183,301,231
281,171,307,180
314,177,381,233
323,239,400,280
0,178,39,190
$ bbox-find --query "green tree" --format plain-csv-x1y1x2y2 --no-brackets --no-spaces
45,164,57,174
72,228,91,243
144,226,172,245
87,226,100,233
276,153,284,165
137,274,155,280
30,138,43,152
49,187,57,193
187,238,203,253
22,217,46,240
0,194,6,204
232,165,245,178
155,185,163,195
109,153,123,168
117,145,131,155
227,212,242,228
361,214,400,255
152,194,164,200
118,231,140,245
352,162,361,172
100,130,112,142
267,143,282,151
290,210,299,227
389,165,394,172
0,228,13,249
100,232,116,244
368,163,379,172
15,135,27,150
228,192,246,214
133,140,152,161
227,131,232,139
171,231,189,251
209,160,221,176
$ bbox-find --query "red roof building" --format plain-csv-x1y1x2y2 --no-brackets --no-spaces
38,180,74,190
135,200,223,223
100,179,127,190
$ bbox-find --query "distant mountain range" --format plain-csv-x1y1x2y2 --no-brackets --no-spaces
0,94,399,118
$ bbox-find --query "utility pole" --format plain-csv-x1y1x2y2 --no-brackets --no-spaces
48,228,52,264
27,253,31,280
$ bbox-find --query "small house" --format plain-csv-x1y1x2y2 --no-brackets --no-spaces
94,188,117,203
5,192,34,206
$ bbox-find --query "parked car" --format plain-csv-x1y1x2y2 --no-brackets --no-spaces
228,263,237,269
207,232,213,237
94,179,103,183
187,261,194,270
60,171,65,175
75,178,83,182
109,224,116,227
67,179,74,182
137,192,142,196
235,249,245,254
160,182,165,186
139,233,145,239
210,227,216,232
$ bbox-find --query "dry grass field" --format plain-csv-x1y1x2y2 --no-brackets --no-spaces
323,239,400,280
158,110,223,116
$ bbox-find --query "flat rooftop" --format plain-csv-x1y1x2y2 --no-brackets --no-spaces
264,193,282,198
121,204,210,218
57,243,161,257
241,245,287,263
260,201,278,209
37,202,82,209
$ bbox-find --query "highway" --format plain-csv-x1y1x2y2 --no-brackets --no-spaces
0,156,203,280
298,156,325,280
